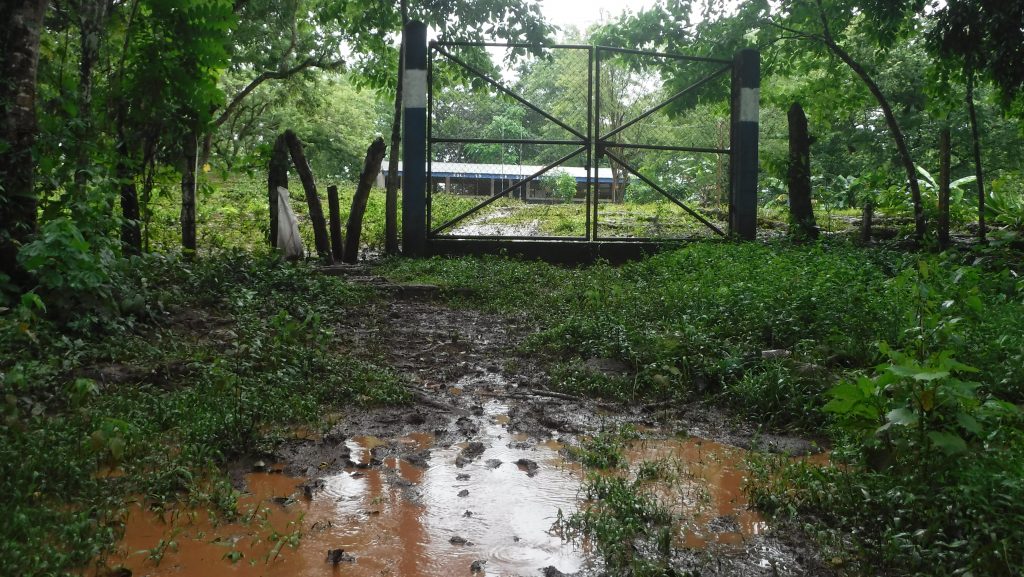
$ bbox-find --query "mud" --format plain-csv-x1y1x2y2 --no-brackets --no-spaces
451,207,541,237
110,289,834,577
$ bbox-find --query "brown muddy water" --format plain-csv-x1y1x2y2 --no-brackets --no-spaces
105,401,815,577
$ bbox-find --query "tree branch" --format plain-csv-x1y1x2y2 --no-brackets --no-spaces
211,57,343,129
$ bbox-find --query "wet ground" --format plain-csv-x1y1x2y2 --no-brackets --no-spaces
105,287,834,577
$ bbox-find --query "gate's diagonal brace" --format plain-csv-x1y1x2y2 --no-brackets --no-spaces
433,45,587,142
602,147,726,237
431,146,587,235
601,63,732,142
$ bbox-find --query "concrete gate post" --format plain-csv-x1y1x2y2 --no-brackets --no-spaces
402,21,428,256
729,48,760,240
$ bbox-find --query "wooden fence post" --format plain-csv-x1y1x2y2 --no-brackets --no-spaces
284,130,333,264
328,185,344,261
345,137,388,263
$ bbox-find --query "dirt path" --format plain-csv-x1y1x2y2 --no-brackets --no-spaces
114,287,835,577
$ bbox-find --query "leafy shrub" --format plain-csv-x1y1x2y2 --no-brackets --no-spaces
541,170,579,203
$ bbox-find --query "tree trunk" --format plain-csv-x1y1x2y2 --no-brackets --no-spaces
384,0,409,255
181,131,198,253
938,127,951,250
117,139,142,255
268,133,289,248
966,69,986,242
816,3,925,241
284,130,333,263
861,201,874,243
327,184,344,261
345,137,388,264
0,0,47,286
73,0,109,199
787,102,817,239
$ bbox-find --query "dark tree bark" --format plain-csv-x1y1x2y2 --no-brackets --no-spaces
966,69,986,241
0,0,48,285
268,133,289,248
861,201,874,243
938,127,951,250
787,102,818,239
384,0,409,255
327,184,344,261
345,137,387,264
117,139,142,255
284,130,333,263
73,0,110,198
181,132,198,252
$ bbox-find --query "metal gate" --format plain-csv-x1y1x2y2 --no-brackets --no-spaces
400,22,759,262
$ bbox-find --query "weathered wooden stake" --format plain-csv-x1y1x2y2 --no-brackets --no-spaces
181,131,198,253
345,137,388,264
861,201,874,243
939,127,951,250
268,133,289,248
787,102,817,239
327,184,344,261
284,130,333,264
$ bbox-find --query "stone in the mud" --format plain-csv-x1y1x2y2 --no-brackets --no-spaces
252,460,268,473
470,405,485,416
406,411,427,425
542,566,565,577
516,458,539,477
449,535,473,545
485,458,502,469
300,479,326,499
463,510,473,517
350,471,365,479
405,450,430,468
706,514,741,534
455,441,486,467
456,416,479,436
458,489,470,497
326,548,355,564
271,496,296,506
470,560,486,573
456,473,471,481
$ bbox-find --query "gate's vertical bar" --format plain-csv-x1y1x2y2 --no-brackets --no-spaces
593,47,602,240
728,48,759,240
402,20,428,255
586,46,593,240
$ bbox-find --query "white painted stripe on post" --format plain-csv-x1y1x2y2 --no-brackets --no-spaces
403,69,427,109
740,87,759,122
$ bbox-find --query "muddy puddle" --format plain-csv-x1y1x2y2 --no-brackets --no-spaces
105,401,822,577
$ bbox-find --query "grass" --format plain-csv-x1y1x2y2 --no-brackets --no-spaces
380,239,1024,575
0,252,406,576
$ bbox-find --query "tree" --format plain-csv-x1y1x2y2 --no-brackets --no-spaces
1,0,48,287
926,0,1024,240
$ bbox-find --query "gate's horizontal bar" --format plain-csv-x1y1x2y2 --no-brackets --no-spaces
430,235,588,242
426,238,721,265
433,40,592,50
432,137,585,146
600,142,730,155
597,45,733,65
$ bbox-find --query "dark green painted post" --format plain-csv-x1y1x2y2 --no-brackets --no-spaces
402,21,428,256
729,48,759,240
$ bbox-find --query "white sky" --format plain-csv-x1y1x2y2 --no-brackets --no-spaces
539,0,658,38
